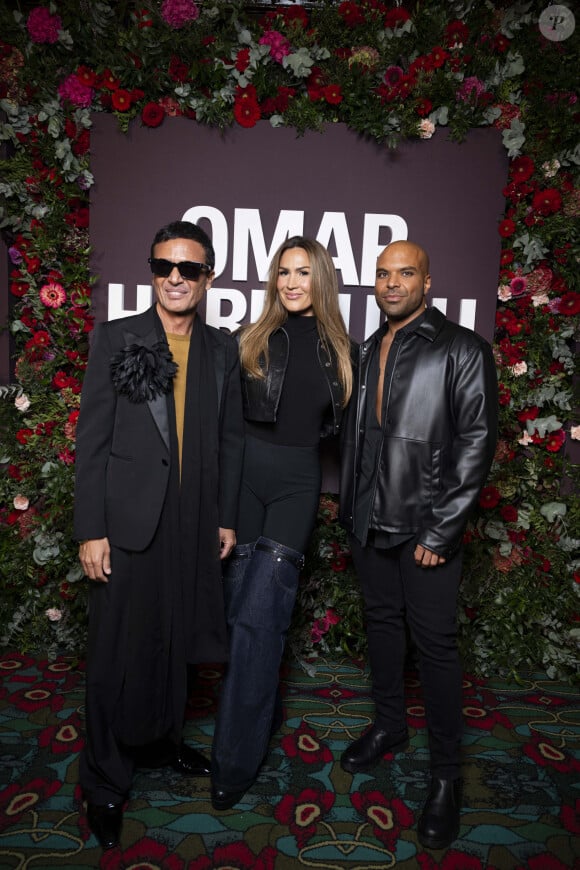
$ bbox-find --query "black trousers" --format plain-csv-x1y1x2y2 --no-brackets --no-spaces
349,535,463,779
236,434,321,552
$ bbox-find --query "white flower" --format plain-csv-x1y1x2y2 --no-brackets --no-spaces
418,119,435,139
14,393,31,412
571,425,580,441
518,431,533,445
13,494,29,511
531,292,549,307
498,285,512,301
542,159,560,178
510,361,528,376
45,608,63,622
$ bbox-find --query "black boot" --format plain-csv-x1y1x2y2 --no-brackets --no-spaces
86,801,123,850
340,723,409,773
417,777,462,849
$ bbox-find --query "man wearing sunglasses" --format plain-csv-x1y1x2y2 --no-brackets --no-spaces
74,220,244,850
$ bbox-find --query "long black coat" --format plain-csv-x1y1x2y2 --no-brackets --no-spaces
74,305,244,550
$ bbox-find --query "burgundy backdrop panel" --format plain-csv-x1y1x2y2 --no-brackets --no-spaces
89,115,507,344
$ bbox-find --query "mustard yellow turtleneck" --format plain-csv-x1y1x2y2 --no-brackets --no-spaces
166,333,190,474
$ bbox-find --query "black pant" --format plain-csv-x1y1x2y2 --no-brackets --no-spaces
237,435,321,552
349,535,463,779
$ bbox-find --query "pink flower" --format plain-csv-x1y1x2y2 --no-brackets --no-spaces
160,0,199,29
14,394,31,412
570,426,580,441
13,495,30,511
39,281,66,309
509,275,527,297
456,76,486,102
383,65,404,86
27,7,62,44
418,119,435,139
497,285,512,301
58,74,93,108
531,292,549,308
510,361,528,377
46,608,63,622
259,30,291,63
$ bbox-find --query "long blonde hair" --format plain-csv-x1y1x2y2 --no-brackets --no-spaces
239,237,352,406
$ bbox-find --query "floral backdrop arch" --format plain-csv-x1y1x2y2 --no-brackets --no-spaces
0,0,578,679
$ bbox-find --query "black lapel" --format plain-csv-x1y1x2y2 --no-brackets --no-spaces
121,312,170,451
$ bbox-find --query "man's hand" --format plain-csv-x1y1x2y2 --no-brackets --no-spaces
219,528,236,560
414,544,446,568
79,538,112,582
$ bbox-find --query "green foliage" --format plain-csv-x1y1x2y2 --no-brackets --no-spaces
0,0,578,677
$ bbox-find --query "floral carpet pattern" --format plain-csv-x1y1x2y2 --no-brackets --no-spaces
0,651,578,870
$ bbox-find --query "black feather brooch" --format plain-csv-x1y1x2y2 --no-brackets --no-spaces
110,341,178,403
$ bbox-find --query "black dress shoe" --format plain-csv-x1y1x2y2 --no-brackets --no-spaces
340,724,409,773
173,742,211,776
211,783,247,810
86,801,123,850
417,777,462,850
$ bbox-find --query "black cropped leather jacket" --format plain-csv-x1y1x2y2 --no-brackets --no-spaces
240,326,345,438
339,307,498,557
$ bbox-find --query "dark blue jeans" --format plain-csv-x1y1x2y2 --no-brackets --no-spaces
212,537,304,790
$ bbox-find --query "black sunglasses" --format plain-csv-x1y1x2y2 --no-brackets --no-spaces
148,258,211,281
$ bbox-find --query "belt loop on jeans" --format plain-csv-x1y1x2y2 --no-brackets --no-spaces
254,540,305,571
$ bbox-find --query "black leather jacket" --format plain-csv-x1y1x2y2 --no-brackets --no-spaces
339,307,498,557
240,326,345,438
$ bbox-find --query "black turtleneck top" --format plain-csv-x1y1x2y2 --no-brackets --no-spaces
244,314,331,448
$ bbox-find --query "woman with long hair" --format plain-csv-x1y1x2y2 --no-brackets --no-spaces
211,236,352,810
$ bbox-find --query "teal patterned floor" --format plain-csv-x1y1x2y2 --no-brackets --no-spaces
0,651,578,869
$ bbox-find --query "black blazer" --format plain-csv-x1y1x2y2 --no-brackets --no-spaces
73,306,244,552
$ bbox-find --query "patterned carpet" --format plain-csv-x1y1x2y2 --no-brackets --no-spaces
0,650,578,870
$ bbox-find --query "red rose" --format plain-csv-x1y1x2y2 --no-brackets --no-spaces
429,46,449,68
416,98,432,117
233,97,261,128
498,383,511,406
76,65,97,87
510,155,535,184
517,406,539,423
111,88,132,111
142,101,165,128
494,34,510,53
338,1,365,28
24,254,41,273
498,218,516,237
385,8,411,29
479,486,501,509
545,430,565,453
500,505,518,523
500,249,514,266
235,48,250,73
445,19,469,47
168,55,189,82
10,280,29,297
16,428,34,445
532,187,562,216
72,129,90,156
323,84,343,105
557,292,580,316
99,68,120,91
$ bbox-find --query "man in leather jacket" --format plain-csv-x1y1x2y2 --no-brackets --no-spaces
338,240,497,850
